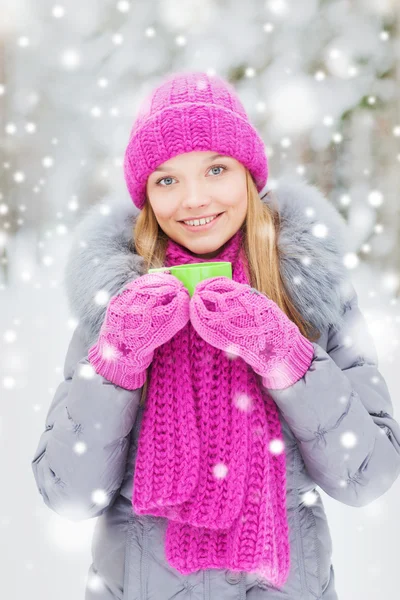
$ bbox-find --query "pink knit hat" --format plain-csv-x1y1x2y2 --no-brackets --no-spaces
123,70,269,210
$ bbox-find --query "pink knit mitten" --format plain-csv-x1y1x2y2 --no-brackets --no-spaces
88,272,190,390
189,276,315,390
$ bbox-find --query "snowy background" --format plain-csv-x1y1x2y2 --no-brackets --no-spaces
1,0,400,599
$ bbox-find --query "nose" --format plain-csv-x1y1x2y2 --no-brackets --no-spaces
180,181,212,211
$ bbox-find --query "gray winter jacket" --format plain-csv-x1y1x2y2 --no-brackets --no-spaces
31,178,400,600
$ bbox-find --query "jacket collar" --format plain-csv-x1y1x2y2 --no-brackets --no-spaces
63,177,353,348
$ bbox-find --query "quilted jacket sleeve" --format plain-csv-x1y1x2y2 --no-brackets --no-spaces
31,324,142,521
264,283,400,507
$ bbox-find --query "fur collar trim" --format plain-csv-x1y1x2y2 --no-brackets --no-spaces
63,177,353,347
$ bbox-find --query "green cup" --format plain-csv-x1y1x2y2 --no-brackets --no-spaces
148,261,232,297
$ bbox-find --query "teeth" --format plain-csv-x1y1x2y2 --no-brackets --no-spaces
184,214,218,226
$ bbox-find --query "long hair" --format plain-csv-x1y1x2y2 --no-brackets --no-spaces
133,169,321,406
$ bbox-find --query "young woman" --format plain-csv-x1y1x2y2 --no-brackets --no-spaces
31,71,400,600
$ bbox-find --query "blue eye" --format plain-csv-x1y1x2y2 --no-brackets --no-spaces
155,164,227,186
209,165,225,176
156,176,175,187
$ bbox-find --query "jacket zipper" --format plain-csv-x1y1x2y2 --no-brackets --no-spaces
308,505,321,597
294,447,308,597
141,517,150,600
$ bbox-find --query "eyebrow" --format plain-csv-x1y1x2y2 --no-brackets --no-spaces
153,154,231,172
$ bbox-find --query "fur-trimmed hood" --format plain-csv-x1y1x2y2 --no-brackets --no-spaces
62,177,354,348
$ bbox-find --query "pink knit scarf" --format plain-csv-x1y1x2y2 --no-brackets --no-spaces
131,228,290,587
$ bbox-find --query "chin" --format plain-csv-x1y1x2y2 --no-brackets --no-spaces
188,241,225,260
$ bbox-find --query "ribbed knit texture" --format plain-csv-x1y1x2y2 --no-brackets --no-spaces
123,71,268,210
132,229,291,587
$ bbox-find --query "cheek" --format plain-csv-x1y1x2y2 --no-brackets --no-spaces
228,197,247,216
150,201,176,222
223,182,247,212
146,186,176,220
160,212,183,230
159,210,177,221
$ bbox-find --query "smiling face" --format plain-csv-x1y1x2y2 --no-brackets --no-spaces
145,150,248,259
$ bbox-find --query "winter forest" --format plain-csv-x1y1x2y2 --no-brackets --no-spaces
1,1,400,599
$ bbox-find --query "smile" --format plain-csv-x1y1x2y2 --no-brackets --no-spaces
179,213,224,232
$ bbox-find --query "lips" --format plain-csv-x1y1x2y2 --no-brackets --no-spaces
179,212,224,231
180,212,223,223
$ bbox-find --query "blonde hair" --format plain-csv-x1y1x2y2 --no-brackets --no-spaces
133,169,321,406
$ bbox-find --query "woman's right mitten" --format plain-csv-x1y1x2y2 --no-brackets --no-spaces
88,272,190,389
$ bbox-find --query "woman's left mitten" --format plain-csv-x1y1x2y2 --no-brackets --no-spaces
189,276,315,389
